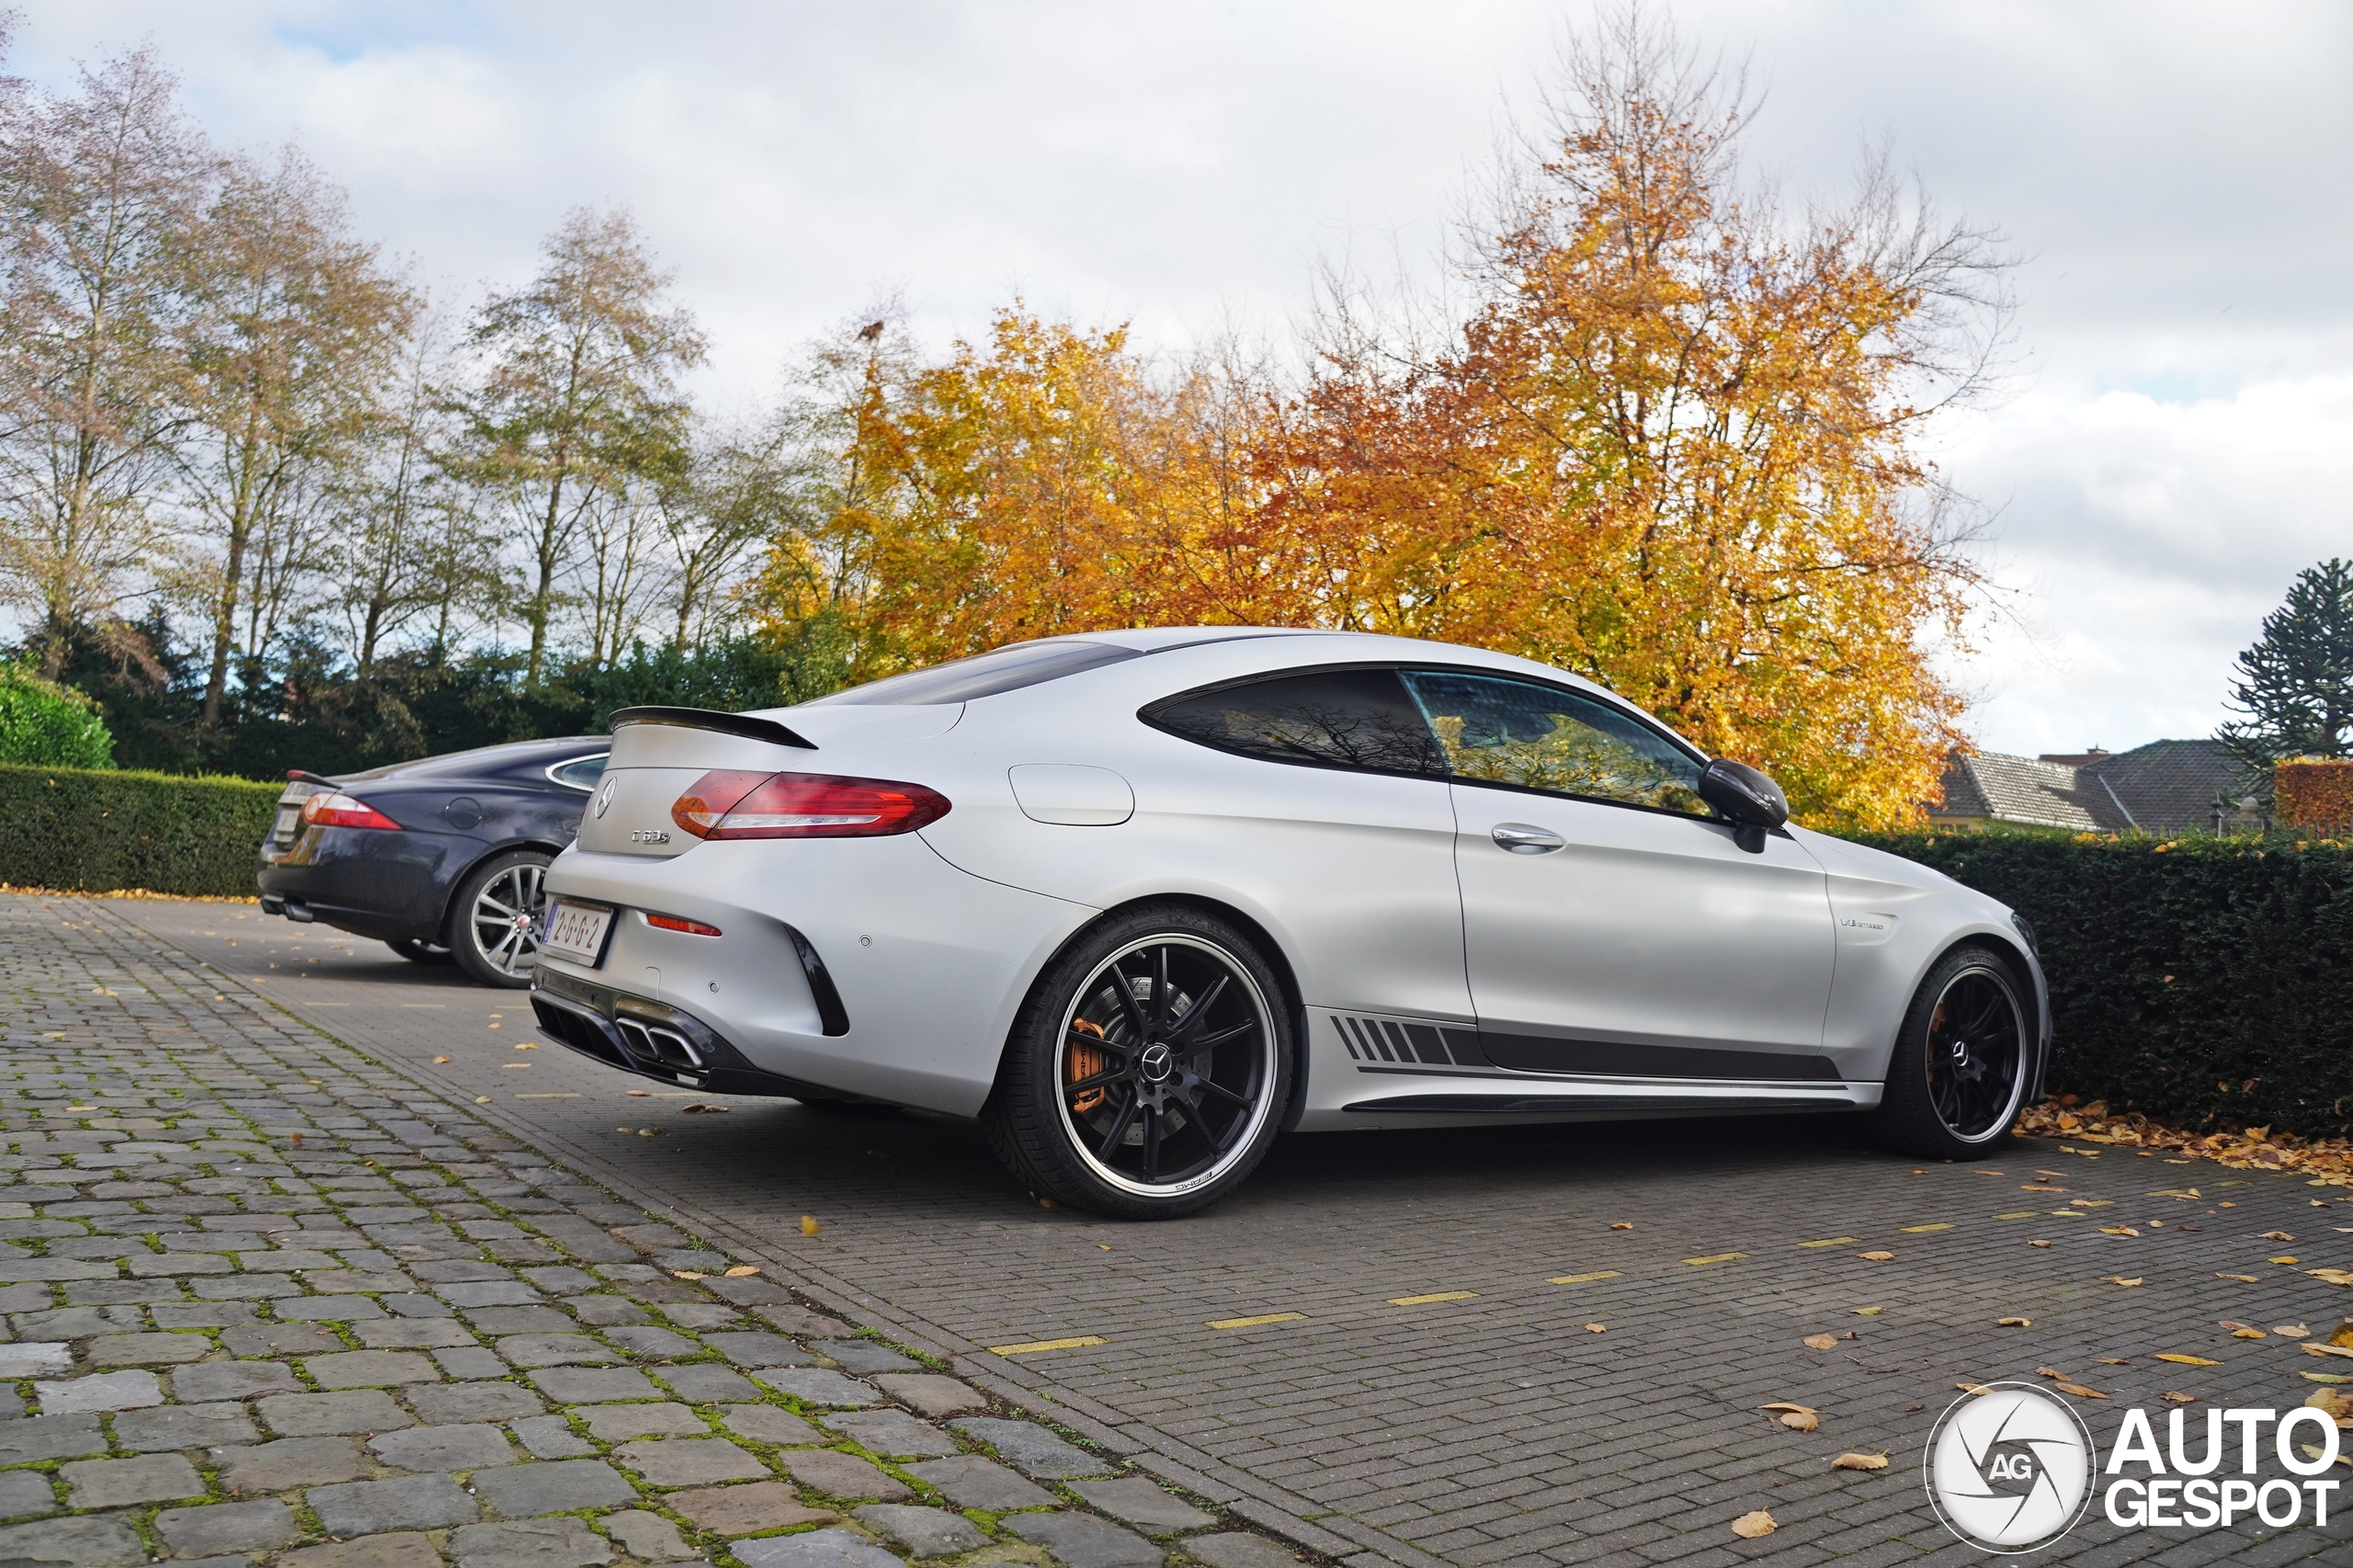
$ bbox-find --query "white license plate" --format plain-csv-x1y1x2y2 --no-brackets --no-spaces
273,805,301,840
540,900,615,966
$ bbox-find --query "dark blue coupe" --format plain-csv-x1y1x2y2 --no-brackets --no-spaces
255,737,608,986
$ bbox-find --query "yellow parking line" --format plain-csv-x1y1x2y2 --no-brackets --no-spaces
988,1336,1108,1356
1682,1253,1747,1267
1900,1223,1954,1233
1546,1271,1622,1284
1388,1291,1478,1306
1206,1312,1305,1330
1799,1237,1859,1248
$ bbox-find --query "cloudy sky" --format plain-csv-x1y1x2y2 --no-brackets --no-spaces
15,1,2350,756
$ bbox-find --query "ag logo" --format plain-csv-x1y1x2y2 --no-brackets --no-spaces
593,779,616,818
1925,1382,2096,1552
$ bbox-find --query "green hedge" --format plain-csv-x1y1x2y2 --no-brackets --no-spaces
1856,829,2353,1140
0,762,279,898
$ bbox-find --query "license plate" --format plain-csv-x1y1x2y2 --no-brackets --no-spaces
273,805,301,841
540,900,615,966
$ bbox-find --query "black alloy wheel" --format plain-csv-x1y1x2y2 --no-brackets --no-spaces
1868,943,2030,1160
986,904,1293,1218
445,850,552,989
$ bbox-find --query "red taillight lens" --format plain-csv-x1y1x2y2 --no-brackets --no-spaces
670,771,951,839
644,913,722,937
300,790,401,831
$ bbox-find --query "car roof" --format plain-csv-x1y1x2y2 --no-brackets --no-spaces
334,736,607,786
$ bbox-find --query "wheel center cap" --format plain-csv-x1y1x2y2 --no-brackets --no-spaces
1949,1040,1969,1062
1138,1043,1175,1083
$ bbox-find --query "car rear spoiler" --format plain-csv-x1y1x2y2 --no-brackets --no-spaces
607,706,817,751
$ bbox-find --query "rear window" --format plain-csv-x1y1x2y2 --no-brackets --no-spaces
548,755,608,790
1142,668,1446,778
812,640,1142,706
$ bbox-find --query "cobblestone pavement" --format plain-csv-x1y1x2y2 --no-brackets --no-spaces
31,892,2353,1567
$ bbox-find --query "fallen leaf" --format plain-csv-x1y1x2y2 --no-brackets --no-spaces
2029,1240,2052,1248
1584,1323,1606,1334
1998,1317,2032,1327
2305,1373,2353,1384
2105,1277,2144,1288
1760,1403,1819,1414
2219,1274,2261,1283
2279,1324,2314,1338
2273,1256,2302,1265
2157,1354,2222,1366
2264,1231,2297,1242
2099,1227,2141,1237
2305,1388,2353,1425
1780,1412,1820,1430
2054,1382,2109,1399
1957,1381,1991,1394
2304,1343,2353,1360
1608,1221,1633,1230
1830,1452,1890,1471
801,1215,822,1235
1730,1511,1776,1540
615,1126,634,1133
1037,1196,1058,1210
681,1104,730,1114
627,1089,650,1096
2035,1367,2067,1380
473,1096,489,1104
2331,1321,2353,1349
638,1127,664,1138
1858,1251,1895,1261
2096,1358,2131,1365
432,1055,450,1063
1802,1334,1838,1350
2021,1184,2066,1192
723,1266,761,1278
672,1270,703,1280
1854,1306,1882,1315
2163,1392,2198,1403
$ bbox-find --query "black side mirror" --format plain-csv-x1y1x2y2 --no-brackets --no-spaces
1699,758,1789,852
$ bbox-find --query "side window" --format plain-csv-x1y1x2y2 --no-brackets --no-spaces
1400,670,1708,816
550,755,609,790
1142,668,1446,778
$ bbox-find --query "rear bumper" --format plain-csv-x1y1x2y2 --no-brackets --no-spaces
256,829,463,941
531,971,847,1099
538,837,1092,1117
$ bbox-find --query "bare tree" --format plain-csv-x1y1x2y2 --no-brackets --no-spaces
458,208,703,688
335,315,499,676
170,146,415,722
0,44,211,672
570,477,671,666
659,410,811,650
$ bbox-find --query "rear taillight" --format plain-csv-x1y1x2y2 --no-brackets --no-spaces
301,790,401,831
644,913,722,937
670,771,951,839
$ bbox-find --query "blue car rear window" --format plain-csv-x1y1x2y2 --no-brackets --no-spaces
811,640,1142,706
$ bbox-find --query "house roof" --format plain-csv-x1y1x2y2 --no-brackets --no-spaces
1933,739,2259,833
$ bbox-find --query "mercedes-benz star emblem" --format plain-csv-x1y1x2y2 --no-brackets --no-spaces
593,779,616,818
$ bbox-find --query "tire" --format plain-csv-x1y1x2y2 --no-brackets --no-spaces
386,938,454,966
984,903,1295,1219
445,850,552,989
1867,944,2032,1161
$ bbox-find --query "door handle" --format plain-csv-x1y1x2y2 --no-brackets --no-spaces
1491,823,1565,855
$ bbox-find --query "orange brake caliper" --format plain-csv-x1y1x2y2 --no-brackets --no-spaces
1068,1017,1108,1113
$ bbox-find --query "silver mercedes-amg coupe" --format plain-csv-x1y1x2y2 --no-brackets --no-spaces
529,628,2048,1217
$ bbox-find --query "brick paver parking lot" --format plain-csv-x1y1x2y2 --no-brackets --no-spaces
22,891,2353,1564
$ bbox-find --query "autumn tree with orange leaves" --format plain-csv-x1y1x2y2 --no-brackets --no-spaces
756,16,2013,829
